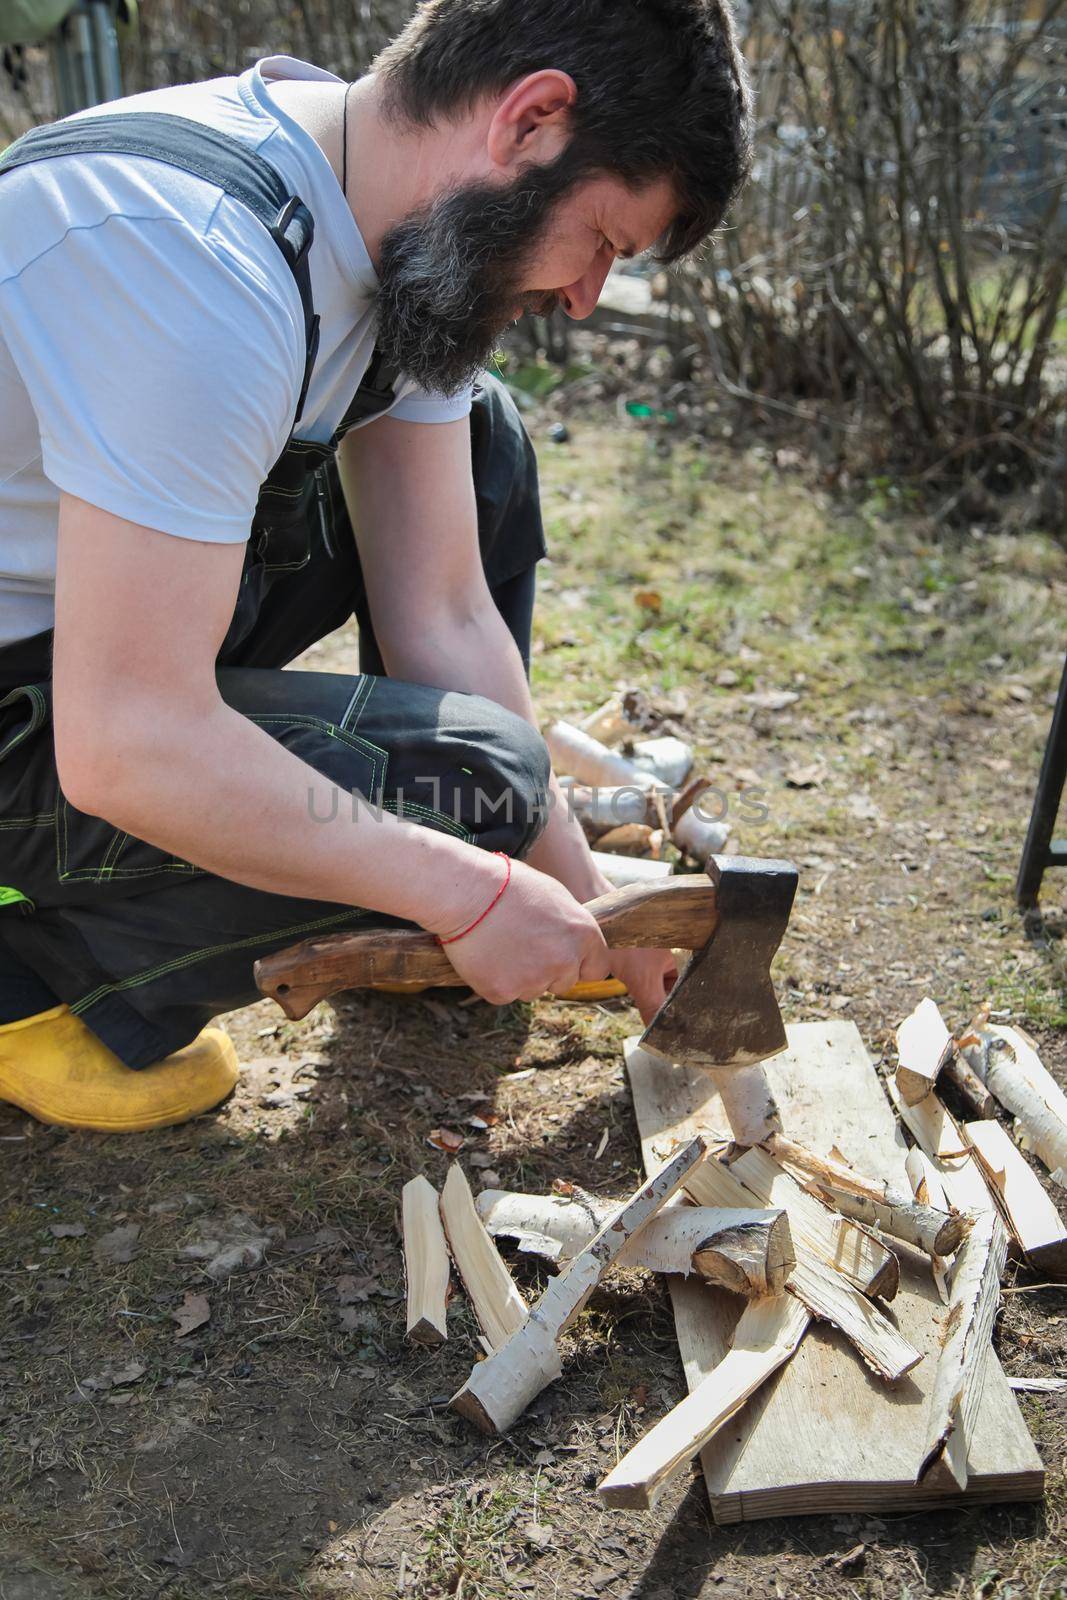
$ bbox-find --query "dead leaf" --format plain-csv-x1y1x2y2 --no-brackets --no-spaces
172,1292,211,1339
49,1222,85,1239
550,1179,575,1196
337,1306,363,1332
633,589,662,613
523,1521,554,1551
110,1359,147,1387
477,1169,504,1189
427,1127,465,1154
468,1151,496,1169
94,1224,141,1265
336,1274,381,1305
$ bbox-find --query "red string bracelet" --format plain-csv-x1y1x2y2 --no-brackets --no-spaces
435,851,512,946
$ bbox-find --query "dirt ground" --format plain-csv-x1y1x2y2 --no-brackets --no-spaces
2,407,1065,1600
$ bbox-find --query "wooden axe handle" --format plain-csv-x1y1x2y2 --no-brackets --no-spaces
254,874,717,1020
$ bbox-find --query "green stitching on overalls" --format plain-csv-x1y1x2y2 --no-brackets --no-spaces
56,800,202,883
247,713,389,803
67,905,373,1018
0,813,52,829
381,797,474,842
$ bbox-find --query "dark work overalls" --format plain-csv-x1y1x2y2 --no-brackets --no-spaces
0,113,551,1069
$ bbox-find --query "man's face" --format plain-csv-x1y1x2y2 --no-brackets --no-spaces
374,163,677,396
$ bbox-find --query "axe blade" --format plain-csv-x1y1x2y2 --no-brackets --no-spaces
640,854,798,1068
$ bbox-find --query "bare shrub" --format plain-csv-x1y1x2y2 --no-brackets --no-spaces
680,0,1067,520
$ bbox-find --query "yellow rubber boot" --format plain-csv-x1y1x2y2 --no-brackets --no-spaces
0,1004,239,1132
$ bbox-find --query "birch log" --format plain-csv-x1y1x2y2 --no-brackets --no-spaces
439,1165,528,1354
905,1147,951,1301
451,1137,706,1433
401,1175,450,1346
598,1293,810,1510
548,722,729,861
728,1146,900,1300
767,1131,969,1256
475,1189,794,1297
958,1023,1067,1191
918,1210,1009,1490
895,998,954,1107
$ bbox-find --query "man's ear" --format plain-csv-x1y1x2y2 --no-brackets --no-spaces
486,69,577,173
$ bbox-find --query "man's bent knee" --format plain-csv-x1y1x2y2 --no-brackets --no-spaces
461,700,551,858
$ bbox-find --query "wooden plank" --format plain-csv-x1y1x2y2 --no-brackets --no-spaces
626,1023,1044,1520
963,1120,1067,1281
439,1164,528,1353
598,1294,809,1510
401,1175,450,1346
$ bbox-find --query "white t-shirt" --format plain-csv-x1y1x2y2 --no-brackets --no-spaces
0,55,473,648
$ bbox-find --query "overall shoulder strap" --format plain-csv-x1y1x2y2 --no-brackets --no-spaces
0,111,321,426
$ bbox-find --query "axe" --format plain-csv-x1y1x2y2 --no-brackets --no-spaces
254,854,798,1136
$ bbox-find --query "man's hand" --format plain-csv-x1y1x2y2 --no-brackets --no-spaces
425,855,614,1004
604,946,679,1026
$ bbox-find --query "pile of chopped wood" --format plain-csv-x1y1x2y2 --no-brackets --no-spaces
544,688,728,885
399,1006,1066,1522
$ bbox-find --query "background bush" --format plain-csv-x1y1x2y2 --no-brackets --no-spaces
2,0,1064,526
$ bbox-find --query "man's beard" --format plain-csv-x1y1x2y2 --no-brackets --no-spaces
373,153,584,397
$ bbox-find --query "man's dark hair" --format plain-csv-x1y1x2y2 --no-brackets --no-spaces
372,0,753,262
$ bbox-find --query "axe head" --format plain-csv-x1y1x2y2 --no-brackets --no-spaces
640,854,798,1069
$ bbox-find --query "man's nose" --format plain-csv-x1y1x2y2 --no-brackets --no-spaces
557,254,614,320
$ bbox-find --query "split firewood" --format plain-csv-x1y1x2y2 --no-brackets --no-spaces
784,1252,923,1381
962,1119,1067,1281
475,1189,793,1297
548,722,728,863
596,822,656,856
894,998,954,1107
727,1146,900,1300
918,1210,1009,1491
678,1132,918,1377
767,1131,969,1257
401,1176,450,1346
597,1292,809,1511
547,720,659,790
439,1165,528,1354
942,1048,996,1121
904,1147,951,1300
590,850,672,889
887,1078,998,1218
451,1136,706,1434
958,1019,1067,1191
708,1064,782,1148
564,782,660,834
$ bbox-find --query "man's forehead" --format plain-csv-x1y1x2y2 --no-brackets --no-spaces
592,173,679,254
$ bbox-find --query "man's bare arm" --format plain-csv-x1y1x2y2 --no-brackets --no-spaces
338,416,678,1017
51,491,613,1004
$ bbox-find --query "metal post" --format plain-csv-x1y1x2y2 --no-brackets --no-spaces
87,0,122,103
1016,649,1067,908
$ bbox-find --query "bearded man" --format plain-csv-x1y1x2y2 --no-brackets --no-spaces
0,0,751,1131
